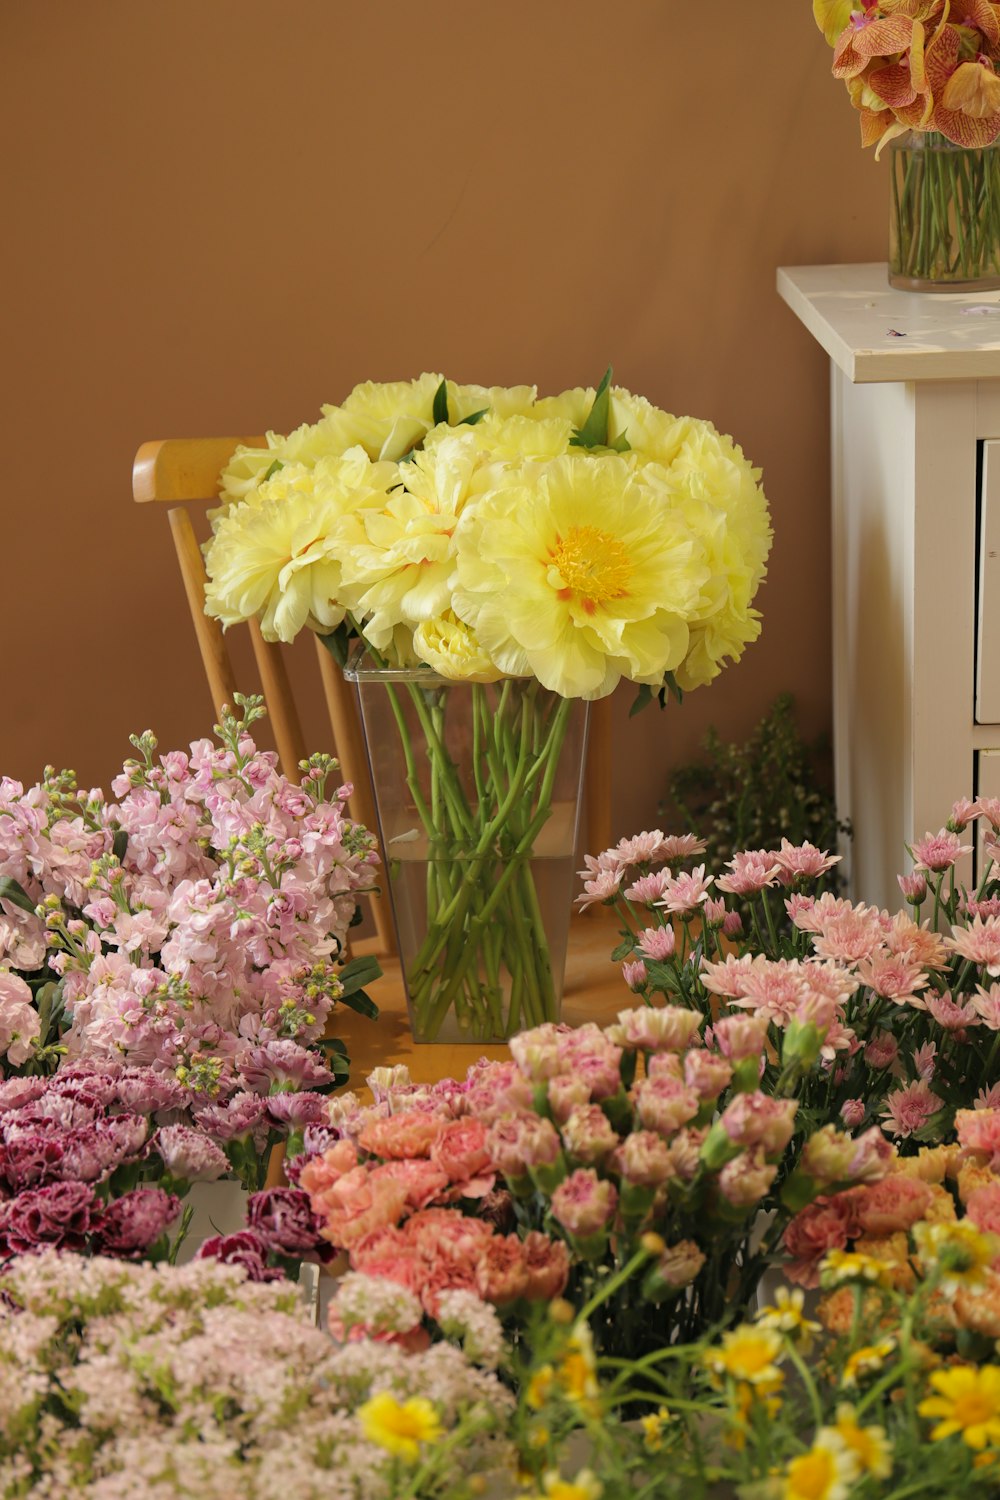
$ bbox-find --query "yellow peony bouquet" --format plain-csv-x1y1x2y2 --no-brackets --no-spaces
204,373,771,1041
205,371,770,702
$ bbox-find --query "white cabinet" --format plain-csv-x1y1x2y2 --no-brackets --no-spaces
777,263,1000,911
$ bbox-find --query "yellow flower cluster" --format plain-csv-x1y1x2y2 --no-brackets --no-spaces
205,375,771,701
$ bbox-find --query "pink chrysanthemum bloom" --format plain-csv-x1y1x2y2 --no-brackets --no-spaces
715,850,781,896
973,984,1000,1030
976,1083,1000,1110
656,865,713,916
950,797,978,831
769,839,842,885
811,908,888,965
880,1080,944,1138
975,796,1000,830
864,1030,899,1070
840,1098,867,1128
623,870,672,904
885,912,949,971
621,959,648,991
963,895,1000,921
722,910,744,939
612,831,704,867
730,958,811,1027
575,864,624,911
855,951,929,1008
912,1041,937,1081
911,828,972,873
946,916,1000,977
700,953,755,1000
658,833,708,863
897,871,928,904
927,991,979,1031
635,925,676,961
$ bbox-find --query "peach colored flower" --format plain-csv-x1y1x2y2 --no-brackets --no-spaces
357,1112,444,1160
880,1080,944,1139
946,916,1000,976
317,1167,409,1250
853,1175,933,1235
521,1229,571,1300
429,1117,492,1185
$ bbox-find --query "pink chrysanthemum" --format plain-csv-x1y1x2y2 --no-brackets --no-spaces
880,1080,944,1138
910,828,972,873
946,916,1000,976
714,850,781,896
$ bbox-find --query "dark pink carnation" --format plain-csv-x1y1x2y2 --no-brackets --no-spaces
246,1186,328,1257
196,1228,284,1281
0,1181,98,1256
92,1187,180,1258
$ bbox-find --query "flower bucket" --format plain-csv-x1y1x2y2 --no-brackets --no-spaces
344,647,589,1042
888,131,1000,292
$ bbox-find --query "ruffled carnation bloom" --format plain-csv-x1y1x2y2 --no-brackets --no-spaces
783,1196,858,1287
957,1108,1000,1167
609,1004,702,1052
196,1228,284,1281
718,1147,777,1209
720,1093,798,1155
246,1187,327,1256
155,1124,230,1183
92,1187,180,1258
632,1074,700,1137
708,1012,770,1062
560,1105,620,1166
550,1169,617,1239
654,1239,706,1290
611,1130,674,1187
0,1180,97,1256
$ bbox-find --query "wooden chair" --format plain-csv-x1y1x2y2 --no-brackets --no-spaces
132,436,615,954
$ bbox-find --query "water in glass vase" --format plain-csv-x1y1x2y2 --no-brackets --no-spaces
888,131,1000,292
344,648,590,1044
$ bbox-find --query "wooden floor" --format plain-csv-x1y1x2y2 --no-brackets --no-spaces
334,907,630,1089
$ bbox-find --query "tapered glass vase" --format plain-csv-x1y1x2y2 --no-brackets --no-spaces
345,648,589,1043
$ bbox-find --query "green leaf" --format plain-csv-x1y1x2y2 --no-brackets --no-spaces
432,379,450,427
112,829,128,863
569,366,613,450
610,939,635,962
459,407,489,426
339,987,379,1021
338,952,383,996
0,876,36,915
317,623,355,669
263,459,284,482
629,684,653,718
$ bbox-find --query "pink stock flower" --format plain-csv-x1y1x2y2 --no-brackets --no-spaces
720,1093,798,1155
560,1105,620,1165
635,925,677,962
0,972,39,1066
550,1169,618,1238
769,839,842,885
657,866,713,916
718,1147,777,1209
911,828,972,873
715,850,781,897
946,916,1000,976
880,1080,944,1138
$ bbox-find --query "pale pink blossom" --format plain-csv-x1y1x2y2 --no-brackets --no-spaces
840,1098,867,1128
956,1107,1000,1165
699,953,755,1000
811,908,888,964
632,1074,700,1136
623,870,672,904
963,896,1000,921
610,1005,702,1053
975,796,1000,829
880,1080,944,1138
768,839,842,885
976,1084,1000,1110
559,1105,619,1166
611,831,685,866
911,828,972,873
946,916,1000,976
653,1239,705,1290
656,865,713,916
720,1093,798,1154
927,991,979,1031
722,910,744,939
575,859,623,910
864,1030,899,1071
715,850,781,896
622,960,647,990
718,1147,777,1208
973,984,1000,1029
709,1013,770,1062
912,1041,938,1080
897,871,928,903
611,1129,674,1187
885,913,949,970
683,1049,733,1101
855,951,929,1008
950,797,978,830
635,925,676,961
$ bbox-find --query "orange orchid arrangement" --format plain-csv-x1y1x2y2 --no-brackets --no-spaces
815,0,1000,154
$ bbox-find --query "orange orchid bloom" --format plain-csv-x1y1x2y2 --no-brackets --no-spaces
927,23,1000,143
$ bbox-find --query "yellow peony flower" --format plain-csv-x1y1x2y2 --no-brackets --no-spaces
204,459,391,642
321,372,443,461
919,1364,1000,1450
448,380,537,422
412,611,503,682
452,453,708,700
357,1390,443,1460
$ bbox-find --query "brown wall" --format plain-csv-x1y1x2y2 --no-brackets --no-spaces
3,1,885,842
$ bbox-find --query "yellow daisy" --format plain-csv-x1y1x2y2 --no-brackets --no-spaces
357,1391,442,1461
841,1339,896,1389
913,1220,1000,1294
919,1364,1000,1449
706,1324,786,1387
824,1404,893,1478
783,1437,859,1500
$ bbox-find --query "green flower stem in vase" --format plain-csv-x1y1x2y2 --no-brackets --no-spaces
889,131,1000,292
344,647,589,1043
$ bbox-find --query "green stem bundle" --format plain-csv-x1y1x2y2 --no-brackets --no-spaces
890,132,1000,288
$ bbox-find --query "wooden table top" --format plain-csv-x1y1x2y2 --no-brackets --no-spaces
334,908,631,1089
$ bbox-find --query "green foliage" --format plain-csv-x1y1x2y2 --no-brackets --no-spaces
662,693,850,881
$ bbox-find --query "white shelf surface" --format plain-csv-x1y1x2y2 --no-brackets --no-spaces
777,263,1000,384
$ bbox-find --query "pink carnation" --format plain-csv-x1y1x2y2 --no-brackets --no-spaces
550,1168,618,1238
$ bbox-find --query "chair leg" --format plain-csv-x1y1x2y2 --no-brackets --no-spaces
314,637,397,957
247,619,309,780
168,507,240,720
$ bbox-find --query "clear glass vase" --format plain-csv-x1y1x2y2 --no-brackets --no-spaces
888,131,1000,292
344,647,590,1043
